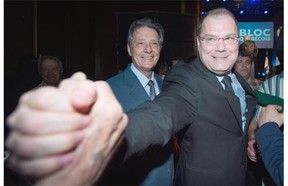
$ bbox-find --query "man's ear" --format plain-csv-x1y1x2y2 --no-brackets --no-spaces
127,44,132,57
196,37,200,48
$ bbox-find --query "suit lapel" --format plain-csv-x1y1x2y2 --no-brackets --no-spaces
234,71,257,132
154,74,163,90
234,71,256,97
223,91,243,130
192,59,243,132
123,66,150,103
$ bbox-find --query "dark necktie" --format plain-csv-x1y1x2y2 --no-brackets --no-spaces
148,80,156,100
221,75,234,94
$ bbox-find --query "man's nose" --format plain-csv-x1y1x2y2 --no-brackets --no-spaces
215,39,226,52
144,43,152,53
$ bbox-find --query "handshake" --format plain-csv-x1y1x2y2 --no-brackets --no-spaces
5,72,128,185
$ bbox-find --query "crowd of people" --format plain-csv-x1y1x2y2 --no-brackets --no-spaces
4,7,283,186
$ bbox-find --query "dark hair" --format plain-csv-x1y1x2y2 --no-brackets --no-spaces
239,40,258,57
169,57,184,68
197,8,238,36
127,18,164,48
239,40,256,50
37,55,63,74
238,50,254,62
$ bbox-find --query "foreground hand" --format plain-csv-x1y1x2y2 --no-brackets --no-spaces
5,72,127,185
258,105,283,128
5,85,92,176
37,81,127,186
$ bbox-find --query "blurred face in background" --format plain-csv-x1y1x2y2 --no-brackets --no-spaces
234,55,253,80
127,27,161,78
40,59,62,86
245,43,257,54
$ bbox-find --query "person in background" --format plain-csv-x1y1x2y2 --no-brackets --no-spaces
255,105,283,186
155,60,169,79
239,40,258,80
247,71,284,185
235,50,263,186
238,41,264,186
156,57,185,80
99,18,174,186
270,26,283,77
168,57,185,68
5,8,257,185
234,50,262,90
36,55,63,87
117,64,128,74
239,40,258,57
5,55,64,185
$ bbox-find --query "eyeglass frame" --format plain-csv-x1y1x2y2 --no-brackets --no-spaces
198,35,239,45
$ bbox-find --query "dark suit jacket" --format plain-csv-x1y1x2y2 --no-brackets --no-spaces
108,63,163,112
126,58,257,185
256,122,283,186
104,63,174,185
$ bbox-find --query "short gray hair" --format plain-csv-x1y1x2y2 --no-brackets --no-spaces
37,55,63,74
127,18,164,48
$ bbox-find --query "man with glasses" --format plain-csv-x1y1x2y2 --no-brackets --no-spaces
5,8,257,185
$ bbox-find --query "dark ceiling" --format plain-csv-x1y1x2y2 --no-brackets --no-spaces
200,0,283,22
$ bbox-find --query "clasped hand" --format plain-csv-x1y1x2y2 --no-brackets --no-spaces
5,72,128,186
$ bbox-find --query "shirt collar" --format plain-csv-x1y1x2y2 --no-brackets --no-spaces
130,63,155,87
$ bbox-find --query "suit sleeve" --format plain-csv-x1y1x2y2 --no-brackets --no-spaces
125,65,198,157
255,122,283,185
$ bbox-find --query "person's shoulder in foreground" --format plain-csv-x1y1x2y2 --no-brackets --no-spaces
255,105,283,186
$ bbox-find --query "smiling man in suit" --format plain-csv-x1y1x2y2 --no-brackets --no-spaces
125,8,257,185
102,18,174,185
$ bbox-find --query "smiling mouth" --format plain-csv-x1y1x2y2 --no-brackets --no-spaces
143,56,153,60
213,55,228,58
213,57,228,61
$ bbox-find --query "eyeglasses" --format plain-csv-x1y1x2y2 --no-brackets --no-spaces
199,36,239,45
